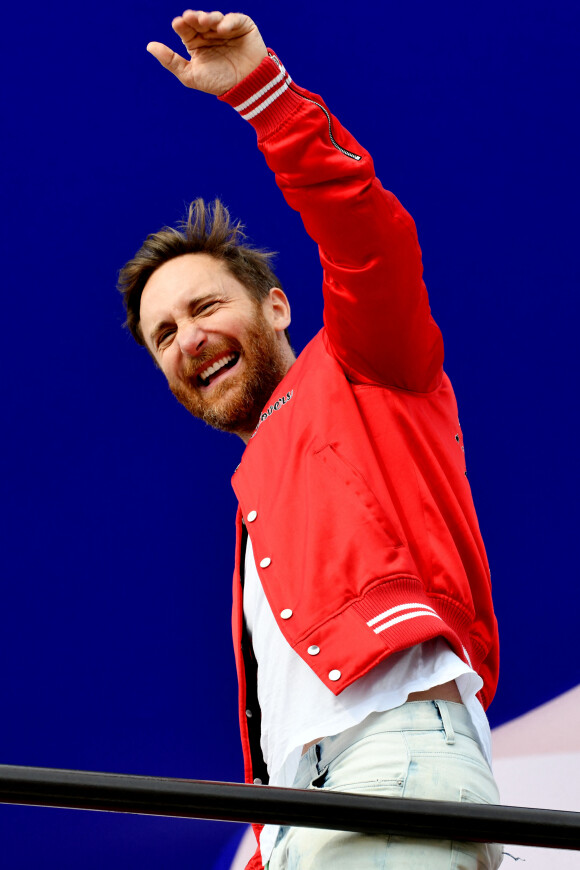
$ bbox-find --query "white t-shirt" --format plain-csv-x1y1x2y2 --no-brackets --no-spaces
243,534,492,863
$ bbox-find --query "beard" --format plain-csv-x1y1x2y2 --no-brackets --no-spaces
169,307,289,436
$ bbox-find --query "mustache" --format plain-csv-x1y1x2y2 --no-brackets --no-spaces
181,340,241,380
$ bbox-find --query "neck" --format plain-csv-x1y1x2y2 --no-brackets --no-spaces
237,350,296,445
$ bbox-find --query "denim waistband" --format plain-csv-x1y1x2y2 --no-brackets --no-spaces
295,700,476,788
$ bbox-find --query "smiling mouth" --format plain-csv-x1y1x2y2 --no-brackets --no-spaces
197,352,240,388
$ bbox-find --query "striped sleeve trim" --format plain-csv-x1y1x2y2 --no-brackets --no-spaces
219,51,304,137
367,602,442,635
232,57,292,121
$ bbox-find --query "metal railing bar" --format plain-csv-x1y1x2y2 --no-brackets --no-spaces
0,765,578,850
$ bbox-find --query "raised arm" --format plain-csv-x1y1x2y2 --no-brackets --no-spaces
148,11,444,392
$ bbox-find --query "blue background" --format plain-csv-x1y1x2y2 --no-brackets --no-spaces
2,0,578,866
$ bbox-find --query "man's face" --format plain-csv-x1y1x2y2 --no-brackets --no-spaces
139,253,292,439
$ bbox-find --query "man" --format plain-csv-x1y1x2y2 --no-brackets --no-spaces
119,10,502,870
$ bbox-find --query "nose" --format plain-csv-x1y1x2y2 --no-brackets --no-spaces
177,321,208,357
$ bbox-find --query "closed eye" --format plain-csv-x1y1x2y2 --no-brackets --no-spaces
156,327,176,349
198,300,219,315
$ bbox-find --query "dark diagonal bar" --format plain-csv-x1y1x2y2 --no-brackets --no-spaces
0,765,578,851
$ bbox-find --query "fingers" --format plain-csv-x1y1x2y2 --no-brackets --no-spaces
174,10,253,41
174,10,224,40
181,9,224,31
146,41,190,78
215,12,254,36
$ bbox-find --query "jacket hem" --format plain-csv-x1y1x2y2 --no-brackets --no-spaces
286,575,483,698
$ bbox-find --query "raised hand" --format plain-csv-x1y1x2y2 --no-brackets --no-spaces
147,10,268,95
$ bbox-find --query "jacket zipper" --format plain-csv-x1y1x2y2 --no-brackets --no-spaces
269,53,361,162
288,84,362,161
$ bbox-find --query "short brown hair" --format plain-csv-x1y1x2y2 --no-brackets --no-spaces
118,198,286,346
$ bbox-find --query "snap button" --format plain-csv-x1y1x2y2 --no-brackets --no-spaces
253,777,262,785
247,510,257,522
307,645,320,656
328,669,341,681
280,608,293,619
245,709,253,718
259,557,271,568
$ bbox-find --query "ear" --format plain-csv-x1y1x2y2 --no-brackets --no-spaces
263,287,291,333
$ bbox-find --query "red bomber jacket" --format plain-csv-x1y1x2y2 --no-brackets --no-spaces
220,53,499,868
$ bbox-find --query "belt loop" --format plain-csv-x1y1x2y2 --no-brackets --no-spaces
434,700,456,745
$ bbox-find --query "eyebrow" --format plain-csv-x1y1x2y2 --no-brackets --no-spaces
149,294,221,346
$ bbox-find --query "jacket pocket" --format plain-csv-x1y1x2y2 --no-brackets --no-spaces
313,443,406,548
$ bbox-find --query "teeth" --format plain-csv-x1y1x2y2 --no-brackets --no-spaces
199,354,236,384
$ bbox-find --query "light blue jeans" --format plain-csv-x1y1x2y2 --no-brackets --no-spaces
267,701,503,870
